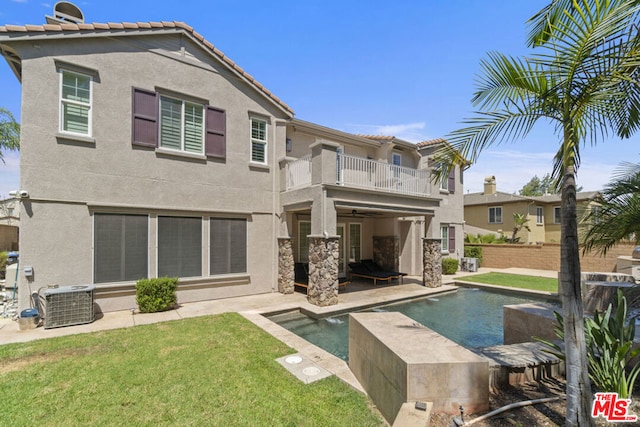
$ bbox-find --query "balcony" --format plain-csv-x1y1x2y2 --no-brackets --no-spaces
285,150,431,197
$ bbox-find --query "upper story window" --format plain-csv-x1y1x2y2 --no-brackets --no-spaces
488,206,502,224
159,96,204,154
554,206,561,224
536,206,543,224
132,87,226,159
251,118,267,164
60,69,92,136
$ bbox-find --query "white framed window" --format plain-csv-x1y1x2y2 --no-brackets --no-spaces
536,206,543,224
441,225,449,252
554,206,561,224
488,206,502,224
336,146,344,184
591,205,602,224
60,69,92,136
298,221,311,262
349,223,361,262
250,117,267,164
159,95,204,154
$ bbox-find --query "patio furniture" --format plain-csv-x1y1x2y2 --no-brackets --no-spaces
348,259,406,285
294,263,350,293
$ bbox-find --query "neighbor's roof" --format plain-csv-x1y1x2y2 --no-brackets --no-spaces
465,190,601,206
416,138,447,148
0,21,293,116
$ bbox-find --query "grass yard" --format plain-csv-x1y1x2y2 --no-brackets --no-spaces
0,312,385,426
460,272,558,293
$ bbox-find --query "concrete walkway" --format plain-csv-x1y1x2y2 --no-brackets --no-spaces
0,267,558,392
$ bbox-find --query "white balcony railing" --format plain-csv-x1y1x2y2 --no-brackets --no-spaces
287,154,312,189
285,153,431,197
339,154,431,196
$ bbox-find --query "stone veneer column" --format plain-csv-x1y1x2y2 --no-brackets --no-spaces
277,238,294,294
423,238,442,288
307,236,339,306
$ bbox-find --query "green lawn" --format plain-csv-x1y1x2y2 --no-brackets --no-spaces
0,313,385,426
460,272,558,293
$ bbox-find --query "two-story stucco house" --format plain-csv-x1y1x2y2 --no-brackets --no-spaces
464,176,600,243
0,8,463,313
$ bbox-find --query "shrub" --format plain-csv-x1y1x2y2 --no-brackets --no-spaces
441,257,459,275
463,246,483,265
136,277,178,313
537,290,640,398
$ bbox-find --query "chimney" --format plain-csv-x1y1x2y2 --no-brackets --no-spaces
484,176,496,195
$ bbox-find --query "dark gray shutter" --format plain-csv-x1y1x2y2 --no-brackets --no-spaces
132,87,158,147
205,106,226,158
449,226,456,252
448,168,456,193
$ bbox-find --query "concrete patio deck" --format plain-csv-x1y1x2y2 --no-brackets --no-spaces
0,267,559,393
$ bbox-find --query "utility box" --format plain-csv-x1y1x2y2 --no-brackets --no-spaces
460,257,478,272
44,285,95,329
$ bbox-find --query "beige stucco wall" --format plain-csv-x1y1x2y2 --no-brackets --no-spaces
12,34,289,311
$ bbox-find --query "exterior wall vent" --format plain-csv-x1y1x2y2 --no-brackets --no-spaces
44,285,95,329
45,2,85,25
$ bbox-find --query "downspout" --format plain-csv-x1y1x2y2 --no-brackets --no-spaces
272,119,288,292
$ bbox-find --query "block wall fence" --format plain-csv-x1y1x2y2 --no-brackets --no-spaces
470,243,637,273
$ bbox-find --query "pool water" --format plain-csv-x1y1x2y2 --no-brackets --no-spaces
269,287,558,361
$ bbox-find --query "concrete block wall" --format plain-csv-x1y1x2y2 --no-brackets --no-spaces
471,243,637,273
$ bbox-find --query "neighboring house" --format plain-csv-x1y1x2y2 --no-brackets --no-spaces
464,176,600,243
0,197,19,251
0,7,463,312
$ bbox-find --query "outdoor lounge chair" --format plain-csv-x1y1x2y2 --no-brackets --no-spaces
294,263,350,293
348,259,406,285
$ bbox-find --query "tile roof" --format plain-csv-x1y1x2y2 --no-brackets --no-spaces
0,21,294,116
416,138,447,148
464,190,601,206
356,134,396,141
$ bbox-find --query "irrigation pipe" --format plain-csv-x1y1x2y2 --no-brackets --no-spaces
462,396,563,426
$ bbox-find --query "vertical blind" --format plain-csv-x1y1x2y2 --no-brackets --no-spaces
158,216,202,278
94,214,148,283
210,218,247,275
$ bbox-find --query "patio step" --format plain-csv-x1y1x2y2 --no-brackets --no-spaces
475,342,564,390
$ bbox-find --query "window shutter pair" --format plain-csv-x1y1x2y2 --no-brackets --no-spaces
131,87,226,158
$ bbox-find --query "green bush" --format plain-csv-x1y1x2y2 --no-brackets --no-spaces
0,251,7,272
441,257,459,275
537,290,640,398
463,246,483,265
136,277,178,313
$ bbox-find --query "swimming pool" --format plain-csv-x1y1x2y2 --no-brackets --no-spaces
268,287,558,361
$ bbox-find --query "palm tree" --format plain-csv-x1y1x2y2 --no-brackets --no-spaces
0,107,20,163
436,1,640,425
583,162,640,253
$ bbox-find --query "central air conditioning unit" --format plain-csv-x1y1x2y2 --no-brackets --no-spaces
44,285,96,329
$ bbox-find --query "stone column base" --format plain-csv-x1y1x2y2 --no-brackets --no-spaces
308,236,339,306
277,238,294,294
423,238,442,288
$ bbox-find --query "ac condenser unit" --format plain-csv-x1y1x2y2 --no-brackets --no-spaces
44,285,95,329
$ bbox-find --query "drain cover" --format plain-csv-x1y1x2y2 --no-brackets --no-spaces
302,367,321,376
285,355,303,365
